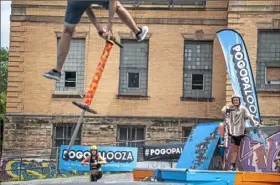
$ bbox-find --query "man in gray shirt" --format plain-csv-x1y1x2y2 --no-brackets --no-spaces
220,94,259,171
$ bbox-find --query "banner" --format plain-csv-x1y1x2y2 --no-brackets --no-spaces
59,145,138,172
217,29,260,125
143,143,184,161
216,29,267,149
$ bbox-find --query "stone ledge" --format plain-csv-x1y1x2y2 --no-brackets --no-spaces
11,15,227,26
52,94,83,99
55,31,88,38
228,5,280,12
11,3,228,11
180,97,215,102
257,90,280,96
116,95,150,100
182,30,216,40
4,113,223,122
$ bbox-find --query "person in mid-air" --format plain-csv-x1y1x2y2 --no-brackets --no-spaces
42,0,149,81
81,145,107,182
219,94,259,171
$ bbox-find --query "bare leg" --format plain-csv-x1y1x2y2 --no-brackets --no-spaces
218,122,226,148
231,145,239,164
56,25,75,72
116,2,140,34
219,122,225,138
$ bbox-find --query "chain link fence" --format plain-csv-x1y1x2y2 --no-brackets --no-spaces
0,137,187,182
49,137,187,161
114,137,187,161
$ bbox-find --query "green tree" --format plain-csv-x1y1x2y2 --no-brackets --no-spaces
0,47,8,120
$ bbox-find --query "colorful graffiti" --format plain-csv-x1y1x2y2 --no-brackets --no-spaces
177,122,220,170
193,128,218,169
0,159,88,182
224,127,280,172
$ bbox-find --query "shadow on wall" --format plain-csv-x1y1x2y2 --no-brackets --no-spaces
0,159,89,182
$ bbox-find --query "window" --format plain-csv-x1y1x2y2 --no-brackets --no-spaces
117,126,145,146
56,38,85,92
256,30,280,91
65,71,76,87
266,67,280,85
183,41,213,99
128,72,140,88
119,40,149,96
117,126,145,160
182,127,192,142
192,74,204,90
51,124,81,159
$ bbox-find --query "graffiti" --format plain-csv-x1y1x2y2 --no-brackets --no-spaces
211,155,224,170
274,158,280,173
0,159,89,182
5,160,56,180
223,127,280,172
192,128,219,169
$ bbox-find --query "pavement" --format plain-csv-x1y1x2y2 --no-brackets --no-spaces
1,173,179,185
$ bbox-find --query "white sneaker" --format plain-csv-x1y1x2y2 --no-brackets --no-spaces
42,69,61,81
136,26,149,42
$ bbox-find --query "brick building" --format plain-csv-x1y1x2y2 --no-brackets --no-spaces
2,0,280,158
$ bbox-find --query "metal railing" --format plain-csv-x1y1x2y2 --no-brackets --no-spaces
0,137,187,182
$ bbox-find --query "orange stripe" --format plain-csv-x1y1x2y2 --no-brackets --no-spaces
133,169,154,182
234,171,280,185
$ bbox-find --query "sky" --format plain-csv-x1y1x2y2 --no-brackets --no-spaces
1,1,11,48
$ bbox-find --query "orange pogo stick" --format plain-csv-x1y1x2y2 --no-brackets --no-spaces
73,39,122,114
65,39,122,156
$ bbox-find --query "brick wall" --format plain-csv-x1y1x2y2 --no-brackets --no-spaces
226,0,280,117
3,0,280,157
2,114,219,158
7,0,228,119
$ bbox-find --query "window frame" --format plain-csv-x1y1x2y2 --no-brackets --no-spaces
118,39,149,97
191,74,204,90
182,40,214,101
116,125,146,161
182,126,193,142
53,124,81,147
64,71,77,88
256,29,280,92
53,37,86,98
127,72,141,89
265,66,280,85
51,123,81,159
116,125,146,146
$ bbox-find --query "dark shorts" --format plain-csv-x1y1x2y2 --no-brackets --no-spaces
65,0,109,24
230,135,244,146
90,171,103,181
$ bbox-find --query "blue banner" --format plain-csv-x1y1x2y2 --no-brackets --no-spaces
59,145,138,172
217,29,260,125
216,29,267,150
